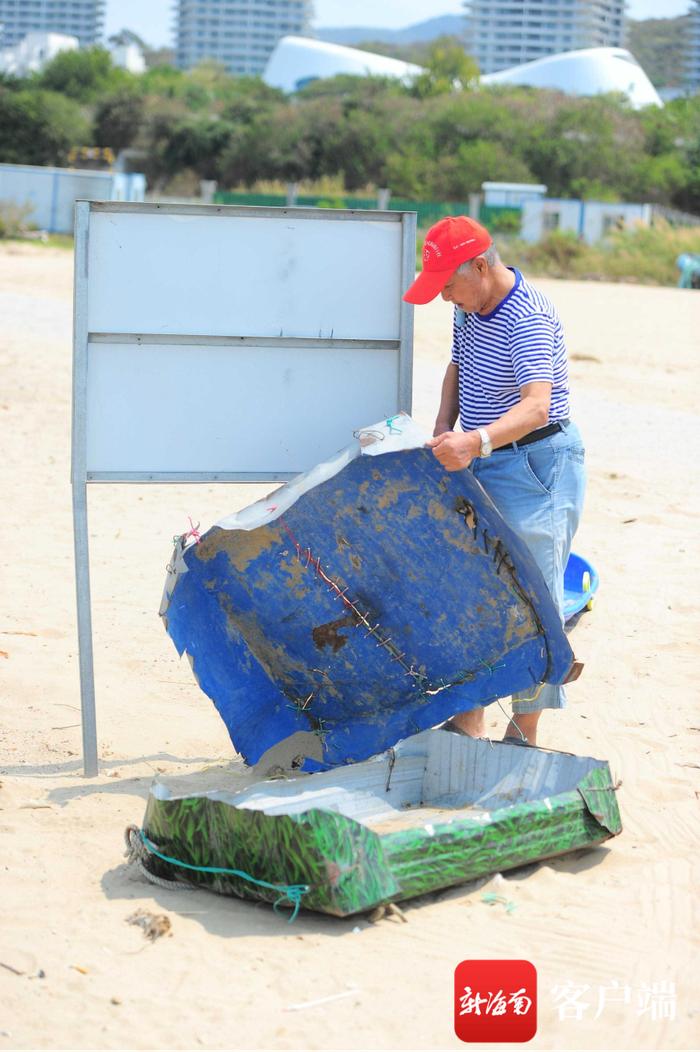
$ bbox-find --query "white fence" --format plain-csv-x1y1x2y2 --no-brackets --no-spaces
0,163,146,233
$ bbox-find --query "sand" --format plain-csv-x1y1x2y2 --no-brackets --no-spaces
1,241,699,1051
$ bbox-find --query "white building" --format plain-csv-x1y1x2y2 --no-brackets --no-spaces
109,42,146,75
465,0,625,75
521,197,653,245
264,35,422,93
0,0,104,48
0,30,77,75
482,47,662,109
0,29,146,77
174,0,312,75
482,182,547,207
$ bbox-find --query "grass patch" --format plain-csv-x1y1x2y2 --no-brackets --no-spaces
0,234,74,250
415,220,700,287
35,233,74,249
0,201,73,248
508,222,700,286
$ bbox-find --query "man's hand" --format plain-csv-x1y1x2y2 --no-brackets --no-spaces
426,430,481,471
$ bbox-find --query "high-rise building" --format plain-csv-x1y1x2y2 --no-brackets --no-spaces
687,0,700,94
464,0,625,75
0,0,105,48
174,0,313,75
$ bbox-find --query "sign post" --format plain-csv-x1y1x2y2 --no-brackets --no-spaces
71,200,416,775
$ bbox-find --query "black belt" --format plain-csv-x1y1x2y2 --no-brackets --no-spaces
494,418,569,452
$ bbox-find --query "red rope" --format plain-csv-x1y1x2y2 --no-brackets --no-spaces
277,518,425,682
185,516,201,544
278,519,360,617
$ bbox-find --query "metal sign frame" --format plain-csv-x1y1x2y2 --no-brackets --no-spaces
71,200,416,776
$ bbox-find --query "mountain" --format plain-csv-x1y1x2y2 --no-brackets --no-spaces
315,15,465,48
626,15,691,89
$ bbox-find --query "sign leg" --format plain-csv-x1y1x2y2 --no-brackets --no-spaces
72,481,98,776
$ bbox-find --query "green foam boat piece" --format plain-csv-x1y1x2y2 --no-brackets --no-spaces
140,730,621,918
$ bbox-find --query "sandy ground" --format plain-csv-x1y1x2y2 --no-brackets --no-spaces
1,241,699,1052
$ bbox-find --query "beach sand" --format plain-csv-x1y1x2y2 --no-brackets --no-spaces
1,242,699,1050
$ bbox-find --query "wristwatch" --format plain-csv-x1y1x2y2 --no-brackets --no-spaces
477,427,493,458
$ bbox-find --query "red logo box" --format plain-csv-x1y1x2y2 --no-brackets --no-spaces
454,959,537,1043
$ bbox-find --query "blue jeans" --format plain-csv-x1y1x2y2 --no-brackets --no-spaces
470,421,586,714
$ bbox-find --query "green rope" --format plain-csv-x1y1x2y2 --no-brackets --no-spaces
480,659,506,674
137,829,310,922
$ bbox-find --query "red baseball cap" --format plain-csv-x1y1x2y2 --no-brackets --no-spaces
403,216,492,304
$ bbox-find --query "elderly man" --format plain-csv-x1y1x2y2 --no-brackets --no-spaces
403,216,586,746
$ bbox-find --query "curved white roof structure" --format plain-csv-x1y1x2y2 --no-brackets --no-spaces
265,38,661,111
482,48,662,109
264,35,422,93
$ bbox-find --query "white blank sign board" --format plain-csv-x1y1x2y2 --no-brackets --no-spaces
86,340,399,474
87,210,402,340
74,202,415,481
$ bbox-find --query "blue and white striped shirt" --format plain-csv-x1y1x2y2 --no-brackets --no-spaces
450,268,570,432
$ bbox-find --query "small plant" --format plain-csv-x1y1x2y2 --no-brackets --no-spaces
489,209,522,235
524,230,588,272
0,201,35,239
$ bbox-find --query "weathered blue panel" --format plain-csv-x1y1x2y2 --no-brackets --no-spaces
164,448,574,769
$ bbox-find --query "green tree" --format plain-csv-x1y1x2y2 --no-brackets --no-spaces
180,60,237,110
0,88,88,165
36,47,128,102
666,93,700,212
352,34,468,68
426,90,533,159
431,140,534,199
161,117,235,179
0,72,21,91
141,63,187,100
673,137,700,214
219,102,314,185
93,87,145,152
382,145,435,198
218,76,285,122
409,38,479,99
297,73,406,104
135,97,191,187
522,94,644,199
5,38,689,214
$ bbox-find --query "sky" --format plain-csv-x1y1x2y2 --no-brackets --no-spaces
104,1,694,48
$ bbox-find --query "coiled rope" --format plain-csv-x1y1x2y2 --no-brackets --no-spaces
124,825,309,921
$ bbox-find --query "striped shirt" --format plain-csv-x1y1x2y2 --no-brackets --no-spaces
450,268,570,432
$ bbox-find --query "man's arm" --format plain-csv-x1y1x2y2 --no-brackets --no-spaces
428,381,552,471
434,362,460,436
477,380,551,448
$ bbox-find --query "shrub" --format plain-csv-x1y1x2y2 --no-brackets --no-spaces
520,230,589,273
0,201,35,238
505,220,700,286
0,88,88,165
